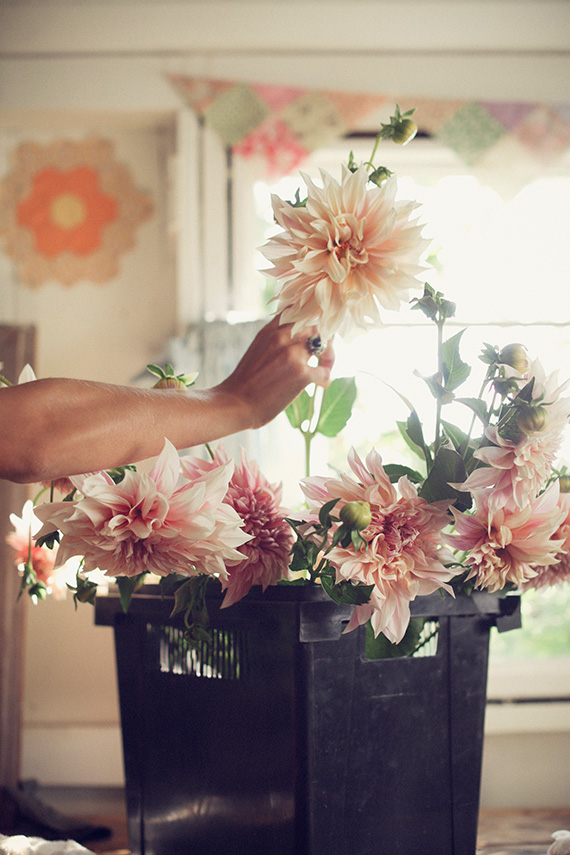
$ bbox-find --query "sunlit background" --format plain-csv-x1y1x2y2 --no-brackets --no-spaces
251,138,570,661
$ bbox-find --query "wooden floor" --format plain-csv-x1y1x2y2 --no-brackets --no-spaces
7,789,570,854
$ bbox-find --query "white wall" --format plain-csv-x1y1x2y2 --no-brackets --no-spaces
1,0,569,808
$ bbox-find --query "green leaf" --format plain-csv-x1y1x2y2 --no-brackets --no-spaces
315,377,357,438
277,577,310,587
514,377,536,404
414,370,455,404
169,578,194,618
404,409,432,467
419,447,470,510
396,420,427,464
318,497,340,528
116,575,147,613
442,330,471,392
320,573,374,605
285,389,312,430
36,530,60,550
479,342,500,366
146,363,165,378
365,617,427,659
440,420,470,453
382,463,424,483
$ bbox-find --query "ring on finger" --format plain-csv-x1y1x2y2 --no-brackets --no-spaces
306,334,326,357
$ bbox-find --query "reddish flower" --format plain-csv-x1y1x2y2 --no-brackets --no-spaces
7,500,68,597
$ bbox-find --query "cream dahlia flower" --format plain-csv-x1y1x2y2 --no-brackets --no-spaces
300,447,456,644
459,360,570,510
448,483,566,592
262,165,428,341
34,439,251,579
521,492,570,590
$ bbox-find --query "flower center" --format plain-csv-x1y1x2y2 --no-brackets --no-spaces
50,192,88,230
334,240,352,260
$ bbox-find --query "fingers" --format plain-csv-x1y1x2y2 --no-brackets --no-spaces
268,315,335,387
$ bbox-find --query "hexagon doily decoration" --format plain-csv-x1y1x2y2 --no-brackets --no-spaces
0,137,154,287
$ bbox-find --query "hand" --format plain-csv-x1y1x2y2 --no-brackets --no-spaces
217,315,335,430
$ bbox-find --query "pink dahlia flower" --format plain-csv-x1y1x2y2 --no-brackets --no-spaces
7,499,68,597
34,439,250,579
459,361,570,510
262,165,428,341
522,492,570,590
448,483,566,592
301,448,456,644
181,446,293,607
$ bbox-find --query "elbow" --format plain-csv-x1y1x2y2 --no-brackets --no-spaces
0,446,52,484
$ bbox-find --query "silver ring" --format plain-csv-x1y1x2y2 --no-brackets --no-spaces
306,334,325,357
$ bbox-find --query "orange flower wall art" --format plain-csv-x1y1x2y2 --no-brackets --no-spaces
0,137,153,286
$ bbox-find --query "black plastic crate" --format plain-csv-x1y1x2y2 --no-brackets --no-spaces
95,586,520,855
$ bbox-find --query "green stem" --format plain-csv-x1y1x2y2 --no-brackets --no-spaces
304,432,313,479
459,375,492,460
301,383,321,478
0,374,12,387
434,320,444,456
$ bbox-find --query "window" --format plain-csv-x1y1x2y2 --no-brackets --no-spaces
230,136,570,689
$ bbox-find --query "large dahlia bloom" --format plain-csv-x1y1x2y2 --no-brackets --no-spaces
521,491,570,590
34,439,250,579
181,446,293,607
460,361,570,510
448,483,566,592
262,165,428,341
301,448,456,644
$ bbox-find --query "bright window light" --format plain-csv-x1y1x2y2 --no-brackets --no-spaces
247,138,570,664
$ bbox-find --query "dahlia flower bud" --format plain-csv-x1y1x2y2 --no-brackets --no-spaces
517,404,548,435
153,376,188,390
392,117,418,145
339,500,372,531
147,363,198,391
368,166,393,187
498,343,529,375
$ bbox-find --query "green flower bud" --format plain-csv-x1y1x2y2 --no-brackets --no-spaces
517,404,548,435
152,376,188,390
339,501,372,531
147,363,198,391
498,343,529,375
392,118,418,145
558,475,570,493
493,377,522,397
368,166,393,187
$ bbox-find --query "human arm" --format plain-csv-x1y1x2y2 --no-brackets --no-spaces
0,317,334,484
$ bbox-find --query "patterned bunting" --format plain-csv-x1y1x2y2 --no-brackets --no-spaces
168,74,570,175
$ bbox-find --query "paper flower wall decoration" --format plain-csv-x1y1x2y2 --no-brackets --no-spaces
0,137,153,287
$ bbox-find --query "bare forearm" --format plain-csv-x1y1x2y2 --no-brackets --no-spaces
0,318,335,484
1,379,252,483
